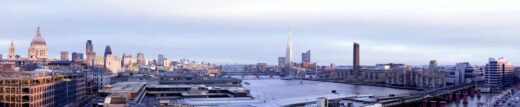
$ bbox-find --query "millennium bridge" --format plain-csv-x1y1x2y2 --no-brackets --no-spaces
376,84,479,107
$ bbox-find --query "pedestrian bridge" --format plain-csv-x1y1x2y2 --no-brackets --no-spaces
375,84,475,107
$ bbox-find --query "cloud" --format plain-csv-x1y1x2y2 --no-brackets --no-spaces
0,0,519,65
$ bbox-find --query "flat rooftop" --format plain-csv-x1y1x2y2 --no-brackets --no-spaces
107,82,147,92
0,71,80,80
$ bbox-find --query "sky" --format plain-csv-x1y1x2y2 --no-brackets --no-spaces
1,0,520,65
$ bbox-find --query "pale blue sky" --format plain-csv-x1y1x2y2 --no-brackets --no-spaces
1,0,520,65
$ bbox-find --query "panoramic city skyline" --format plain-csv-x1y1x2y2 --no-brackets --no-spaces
1,0,520,65
1,1,520,107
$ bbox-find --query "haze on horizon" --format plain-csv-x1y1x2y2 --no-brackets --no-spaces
1,0,519,65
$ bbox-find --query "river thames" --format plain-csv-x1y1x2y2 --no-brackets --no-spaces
239,77,492,107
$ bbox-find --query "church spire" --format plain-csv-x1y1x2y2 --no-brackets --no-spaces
8,40,16,60
36,25,41,36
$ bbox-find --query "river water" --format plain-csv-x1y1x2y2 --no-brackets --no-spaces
239,77,493,107
241,78,413,103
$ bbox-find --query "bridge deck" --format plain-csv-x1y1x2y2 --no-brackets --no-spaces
377,84,474,107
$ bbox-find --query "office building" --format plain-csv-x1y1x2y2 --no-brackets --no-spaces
104,45,120,73
0,72,87,107
157,54,165,66
136,52,146,66
71,52,84,62
450,62,472,85
485,57,515,92
61,51,69,61
302,50,311,64
85,40,96,66
94,56,105,67
278,57,285,67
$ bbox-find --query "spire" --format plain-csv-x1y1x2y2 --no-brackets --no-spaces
36,25,41,36
8,40,16,60
285,26,293,66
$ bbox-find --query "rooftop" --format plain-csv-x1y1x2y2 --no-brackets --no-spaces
106,82,146,92
0,71,80,80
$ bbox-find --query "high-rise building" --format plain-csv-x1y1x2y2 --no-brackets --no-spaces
278,57,285,67
28,25,48,61
425,60,446,88
136,52,146,66
61,51,69,61
104,45,113,68
104,45,120,73
353,42,360,80
452,62,471,85
86,40,96,66
8,41,16,60
285,28,293,67
71,52,84,62
158,54,165,66
429,60,438,72
302,50,311,64
485,58,514,92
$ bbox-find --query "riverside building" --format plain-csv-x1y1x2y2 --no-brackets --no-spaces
0,71,87,107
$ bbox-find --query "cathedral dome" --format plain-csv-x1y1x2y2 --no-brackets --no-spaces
31,35,46,45
31,26,46,45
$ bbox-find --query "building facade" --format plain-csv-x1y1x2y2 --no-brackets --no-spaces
485,58,515,92
0,72,87,107
60,51,69,61
302,50,311,64
85,40,96,66
71,52,84,62
136,52,146,66
28,26,48,61
353,42,360,80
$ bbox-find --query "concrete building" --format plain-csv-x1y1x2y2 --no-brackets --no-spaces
449,62,473,85
94,56,105,67
136,52,146,66
85,40,96,66
353,42,361,80
71,52,84,62
485,57,515,92
104,45,120,73
60,51,69,61
0,72,87,107
157,54,165,66
98,82,147,107
28,26,48,61
122,54,138,72
418,60,447,88
302,50,311,64
278,57,285,67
